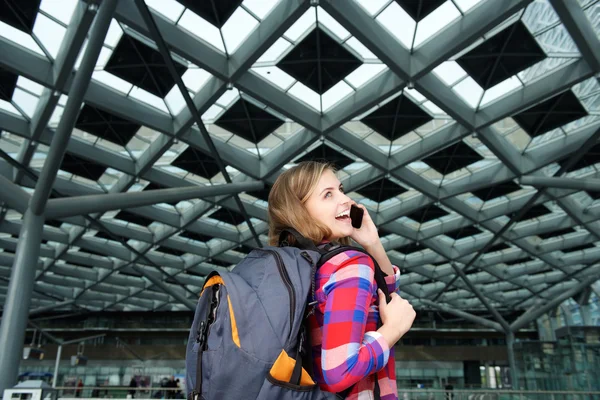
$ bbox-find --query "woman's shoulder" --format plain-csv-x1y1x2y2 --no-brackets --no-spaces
319,247,375,274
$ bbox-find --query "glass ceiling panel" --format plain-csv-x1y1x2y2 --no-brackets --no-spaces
199,89,302,158
496,76,600,152
145,0,185,23
33,13,66,59
437,0,583,111
252,6,387,113
407,140,498,186
174,0,279,54
0,21,45,57
40,0,78,26
75,19,215,117
343,89,452,157
373,0,478,50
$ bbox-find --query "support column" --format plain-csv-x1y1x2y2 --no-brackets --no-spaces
536,318,550,341
580,303,592,325
0,0,117,394
52,344,62,389
506,331,519,389
29,0,117,214
549,310,559,338
0,211,44,393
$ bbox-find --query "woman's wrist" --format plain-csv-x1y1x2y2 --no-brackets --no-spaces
377,323,401,348
363,239,383,254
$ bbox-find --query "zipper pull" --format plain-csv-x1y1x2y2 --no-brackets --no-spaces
300,251,313,265
188,390,200,400
196,321,205,343
298,329,306,355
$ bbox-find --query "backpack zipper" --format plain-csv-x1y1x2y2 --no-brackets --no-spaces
258,249,295,339
204,285,220,348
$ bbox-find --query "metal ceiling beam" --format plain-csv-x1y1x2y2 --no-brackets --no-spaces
320,0,534,135
134,0,262,248
260,129,319,179
0,175,30,214
1,120,204,304
576,286,593,305
318,0,592,308
12,1,96,185
0,39,259,177
321,70,405,134
45,181,264,219
433,126,600,301
142,0,310,186
235,72,322,133
131,266,195,311
475,59,594,129
549,0,600,72
510,274,600,331
29,7,113,214
322,0,411,80
29,300,76,317
0,0,596,317
450,262,511,331
420,299,504,332
410,0,533,80
0,1,117,393
520,176,600,192
0,0,588,304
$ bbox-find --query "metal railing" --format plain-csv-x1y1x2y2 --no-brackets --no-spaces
47,387,600,400
395,388,600,400
54,386,183,399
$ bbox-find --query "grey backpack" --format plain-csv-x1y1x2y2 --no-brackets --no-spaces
185,229,389,400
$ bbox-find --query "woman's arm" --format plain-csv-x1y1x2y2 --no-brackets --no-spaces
365,241,401,294
349,203,401,293
364,240,394,277
319,252,391,392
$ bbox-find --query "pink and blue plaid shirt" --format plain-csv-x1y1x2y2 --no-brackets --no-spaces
307,248,401,399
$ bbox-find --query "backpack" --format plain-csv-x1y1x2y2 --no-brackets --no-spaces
185,229,390,400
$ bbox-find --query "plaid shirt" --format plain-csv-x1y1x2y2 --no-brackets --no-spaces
307,248,401,399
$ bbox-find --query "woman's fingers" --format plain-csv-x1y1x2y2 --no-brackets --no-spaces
377,288,387,305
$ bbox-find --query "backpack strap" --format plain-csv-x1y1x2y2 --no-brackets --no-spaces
318,246,391,303
278,228,325,254
189,272,222,400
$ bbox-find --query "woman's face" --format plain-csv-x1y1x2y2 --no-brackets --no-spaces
305,169,354,241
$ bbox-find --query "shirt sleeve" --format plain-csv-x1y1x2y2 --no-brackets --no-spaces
385,265,401,294
319,252,391,392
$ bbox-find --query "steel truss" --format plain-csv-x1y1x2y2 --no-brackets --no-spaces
0,0,599,391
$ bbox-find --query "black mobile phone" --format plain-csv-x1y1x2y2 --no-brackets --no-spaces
350,205,364,229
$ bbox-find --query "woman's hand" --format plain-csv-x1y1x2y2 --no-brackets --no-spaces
349,203,380,249
377,289,416,347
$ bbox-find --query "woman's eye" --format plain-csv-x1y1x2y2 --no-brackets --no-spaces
324,192,332,198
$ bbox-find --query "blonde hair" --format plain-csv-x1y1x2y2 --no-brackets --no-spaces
268,161,351,246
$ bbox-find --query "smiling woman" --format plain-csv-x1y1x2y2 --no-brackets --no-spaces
267,161,416,399
268,161,351,246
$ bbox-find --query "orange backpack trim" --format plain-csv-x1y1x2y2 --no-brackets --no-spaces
199,275,240,348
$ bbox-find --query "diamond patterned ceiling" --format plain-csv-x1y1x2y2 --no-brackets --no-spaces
0,0,599,323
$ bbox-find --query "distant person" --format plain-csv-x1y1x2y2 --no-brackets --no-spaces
128,377,137,398
167,376,177,399
445,382,454,400
174,379,183,399
76,379,84,398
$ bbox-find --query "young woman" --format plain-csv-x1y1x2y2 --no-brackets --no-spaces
268,161,416,400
